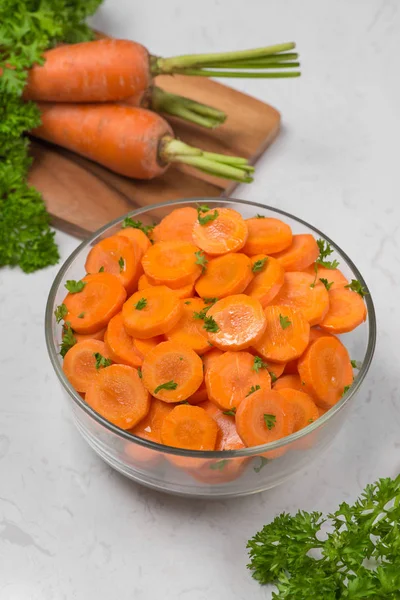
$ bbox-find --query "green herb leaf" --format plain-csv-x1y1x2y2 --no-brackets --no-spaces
223,408,237,417
203,297,218,304
137,367,142,379
93,352,112,370
343,384,351,395
184,300,191,305
60,322,77,358
319,278,333,291
203,316,220,333
269,371,277,383
196,203,210,213
279,314,292,329
263,413,276,430
197,208,219,226
253,456,269,473
210,459,228,471
54,303,67,323
246,385,261,397
311,239,340,286
351,359,361,369
98,266,105,273
154,380,178,394
65,279,86,294
253,356,268,373
207,341,214,347
134,298,147,310
118,256,125,272
195,250,208,273
77,312,85,319
256,214,266,219
345,279,368,298
122,217,154,237
252,257,268,273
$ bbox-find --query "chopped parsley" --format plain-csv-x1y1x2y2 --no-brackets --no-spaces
93,353,112,369
203,316,220,333
264,413,276,430
134,298,147,310
252,257,268,273
154,380,178,394
345,279,368,298
65,279,86,294
279,314,292,329
246,385,261,397
195,250,208,273
54,303,68,324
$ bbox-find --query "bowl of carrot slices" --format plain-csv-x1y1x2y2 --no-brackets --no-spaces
46,199,376,498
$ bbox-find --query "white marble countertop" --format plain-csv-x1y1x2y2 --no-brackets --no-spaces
1,0,399,598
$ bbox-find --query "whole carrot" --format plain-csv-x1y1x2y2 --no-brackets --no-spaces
31,103,255,182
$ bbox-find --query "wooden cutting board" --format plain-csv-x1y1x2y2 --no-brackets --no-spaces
28,76,280,239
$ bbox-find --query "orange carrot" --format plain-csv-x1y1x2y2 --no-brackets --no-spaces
152,207,198,243
166,298,211,355
275,388,319,431
242,217,292,255
85,364,150,429
297,336,353,409
122,286,182,339
319,287,367,334
74,327,106,343
161,405,218,450
142,241,202,289
195,253,253,299
271,234,319,271
272,271,330,326
133,335,165,359
206,294,267,351
63,272,127,334
245,255,285,307
192,208,248,255
142,341,203,402
253,305,310,363
187,348,224,404
138,274,194,299
85,234,142,293
201,400,245,451
273,374,304,392
104,312,142,368
63,339,112,393
205,350,271,411
304,264,349,289
117,227,151,256
281,328,333,374
130,398,174,443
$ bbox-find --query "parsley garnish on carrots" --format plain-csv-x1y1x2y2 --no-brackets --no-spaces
279,314,292,329
209,459,228,471
252,257,268,273
65,279,86,293
54,303,68,323
195,250,208,273
122,217,155,237
197,204,219,226
118,256,125,272
319,277,333,291
345,279,368,298
252,356,268,373
137,367,142,379
246,385,261,397
60,322,77,358
134,298,147,310
98,266,105,272
93,353,112,370
223,408,237,417
154,380,178,394
247,474,400,597
263,414,276,430
203,316,220,333
311,239,340,287
253,456,269,473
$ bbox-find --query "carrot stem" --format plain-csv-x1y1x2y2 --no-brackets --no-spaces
169,69,301,78
151,87,226,129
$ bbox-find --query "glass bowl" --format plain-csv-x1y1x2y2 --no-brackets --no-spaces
45,199,376,498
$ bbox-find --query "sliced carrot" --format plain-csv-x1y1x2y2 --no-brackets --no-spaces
117,226,151,256
235,388,295,453
273,374,303,392
283,359,298,374
104,312,142,368
74,327,106,343
63,339,112,393
319,287,367,334
304,263,349,289
189,457,248,484
253,305,310,363
271,271,330,326
271,234,319,271
201,400,245,451
187,386,209,405
318,407,329,418
64,272,127,334
192,207,248,255
242,217,292,255
309,327,335,342
265,361,286,380
187,348,224,404
130,398,174,443
138,273,194,299
161,404,218,450
206,294,267,351
166,298,211,355
205,350,271,411
275,388,319,431
133,335,164,359
152,207,198,243
85,364,150,429
142,341,203,402
122,286,182,338
297,336,353,409
245,255,284,307
195,253,253,299
142,240,202,289
85,234,142,293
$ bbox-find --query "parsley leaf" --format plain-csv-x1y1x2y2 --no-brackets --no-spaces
351,359,361,369
246,385,261,397
193,299,216,321
210,460,228,471
122,217,154,237
184,300,191,305
256,214,266,219
65,279,86,294
253,456,269,473
93,353,112,370
269,371,277,383
279,314,292,329
118,256,125,272
203,316,220,333
253,356,268,373
195,250,208,273
345,279,368,298
60,322,76,358
319,278,333,291
223,408,236,417
77,312,85,319
203,297,218,304
252,257,268,273
54,303,67,323
98,266,105,273
154,380,178,394
134,298,147,310
264,413,276,430
137,367,142,379
196,203,210,213
343,384,351,395
197,207,219,226
311,239,340,287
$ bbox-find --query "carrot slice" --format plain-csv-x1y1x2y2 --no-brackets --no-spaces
253,305,310,363
117,226,151,256
235,388,295,449
206,294,267,351
161,404,218,450
319,287,367,334
205,350,271,411
187,348,224,405
273,374,304,392
138,273,194,299
282,328,333,374
130,398,174,443
304,263,349,289
74,327,106,343
271,234,319,271
195,253,253,299
166,298,211,355
275,388,319,431
85,364,150,429
122,286,182,338
297,336,353,409
271,271,330,326
85,234,141,293
142,341,203,402
152,207,198,243
64,272,127,334
201,400,245,450
245,255,284,307
242,217,292,255
192,207,248,255
104,312,142,368
63,339,112,393
283,359,298,374
133,335,164,359
142,241,202,289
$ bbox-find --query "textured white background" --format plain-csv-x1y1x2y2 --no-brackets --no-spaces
1,0,399,598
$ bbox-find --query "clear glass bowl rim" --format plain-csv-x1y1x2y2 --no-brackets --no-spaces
45,197,376,459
